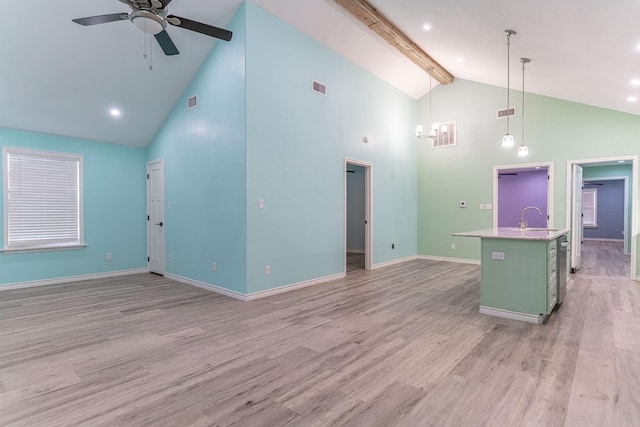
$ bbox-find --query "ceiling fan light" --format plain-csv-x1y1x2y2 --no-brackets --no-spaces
502,133,514,147
129,11,166,35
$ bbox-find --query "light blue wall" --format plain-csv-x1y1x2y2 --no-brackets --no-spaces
347,165,365,252
244,3,417,293
0,128,146,285
147,4,248,293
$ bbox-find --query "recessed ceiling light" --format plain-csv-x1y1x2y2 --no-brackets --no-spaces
627,96,637,102
631,79,640,86
422,23,432,31
109,108,121,117
456,57,464,63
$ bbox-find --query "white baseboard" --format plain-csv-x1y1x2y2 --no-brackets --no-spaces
245,273,345,301
372,255,418,270
583,238,624,242
479,306,545,324
417,255,481,265
164,273,247,301
165,272,346,302
0,268,148,291
346,249,365,254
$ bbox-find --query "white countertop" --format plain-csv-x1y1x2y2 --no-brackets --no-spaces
453,227,570,241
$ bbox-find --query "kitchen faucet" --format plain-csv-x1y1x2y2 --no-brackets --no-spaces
519,206,542,229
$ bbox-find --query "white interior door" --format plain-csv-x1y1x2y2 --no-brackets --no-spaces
571,164,583,272
147,160,165,275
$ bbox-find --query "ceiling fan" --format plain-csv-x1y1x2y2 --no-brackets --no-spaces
72,0,233,56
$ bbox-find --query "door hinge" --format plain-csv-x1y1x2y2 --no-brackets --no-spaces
147,215,150,221
147,173,149,179
147,256,150,262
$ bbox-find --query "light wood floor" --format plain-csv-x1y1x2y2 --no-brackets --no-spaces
0,245,638,426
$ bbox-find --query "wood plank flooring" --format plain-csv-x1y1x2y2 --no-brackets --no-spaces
0,244,638,426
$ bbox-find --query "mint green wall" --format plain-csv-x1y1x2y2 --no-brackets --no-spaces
583,164,633,252
244,4,417,293
0,128,146,285
147,5,248,293
418,79,640,270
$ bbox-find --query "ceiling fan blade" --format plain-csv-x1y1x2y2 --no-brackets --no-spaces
72,13,128,26
154,30,179,55
167,15,232,41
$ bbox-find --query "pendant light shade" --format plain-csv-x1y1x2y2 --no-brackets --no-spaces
502,30,516,148
518,57,531,157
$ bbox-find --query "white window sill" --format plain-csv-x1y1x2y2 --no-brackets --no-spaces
2,244,87,254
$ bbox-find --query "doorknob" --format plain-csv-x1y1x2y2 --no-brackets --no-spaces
156,222,163,227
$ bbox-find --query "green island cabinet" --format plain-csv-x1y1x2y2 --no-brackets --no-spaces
453,228,569,324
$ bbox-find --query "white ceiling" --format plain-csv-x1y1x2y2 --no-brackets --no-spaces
3,0,640,147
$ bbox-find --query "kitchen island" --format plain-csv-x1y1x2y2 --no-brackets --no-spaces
454,227,570,324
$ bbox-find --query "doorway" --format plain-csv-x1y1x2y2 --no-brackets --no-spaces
566,156,638,279
344,158,372,273
147,159,165,275
493,162,554,228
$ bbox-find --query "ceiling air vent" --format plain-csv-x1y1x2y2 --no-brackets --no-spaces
312,80,327,96
497,106,516,119
187,95,198,110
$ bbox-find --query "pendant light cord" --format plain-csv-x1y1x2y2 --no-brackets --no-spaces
506,34,511,133
521,59,526,145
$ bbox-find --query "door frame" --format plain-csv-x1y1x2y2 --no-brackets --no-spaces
583,176,629,255
492,161,555,228
344,158,373,272
566,155,638,280
147,159,165,275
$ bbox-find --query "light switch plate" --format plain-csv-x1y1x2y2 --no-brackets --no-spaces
258,199,265,209
485,203,493,210
491,251,505,260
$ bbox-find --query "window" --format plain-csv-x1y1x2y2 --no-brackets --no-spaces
2,146,84,252
583,187,597,228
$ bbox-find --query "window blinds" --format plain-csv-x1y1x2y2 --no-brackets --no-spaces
3,147,83,250
582,188,597,227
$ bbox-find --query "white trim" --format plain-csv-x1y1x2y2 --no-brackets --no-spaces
565,155,638,280
372,255,418,269
344,158,373,273
493,161,554,229
479,306,545,324
165,272,346,302
417,255,481,265
245,273,345,301
165,273,247,301
0,269,148,291
583,238,624,242
583,176,629,255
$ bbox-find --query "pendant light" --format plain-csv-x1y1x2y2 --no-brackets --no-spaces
417,67,438,139
502,30,516,147
518,58,531,157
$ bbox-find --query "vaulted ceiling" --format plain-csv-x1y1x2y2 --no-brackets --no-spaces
3,0,639,147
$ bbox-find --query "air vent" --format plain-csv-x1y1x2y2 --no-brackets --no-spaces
312,80,327,96
497,107,515,119
187,95,198,110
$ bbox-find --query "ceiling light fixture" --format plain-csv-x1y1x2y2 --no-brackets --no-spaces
502,30,516,148
109,108,121,117
417,67,439,140
422,23,432,31
518,58,531,157
631,79,640,86
627,96,638,102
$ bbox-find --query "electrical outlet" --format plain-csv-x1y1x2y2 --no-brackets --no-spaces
212,262,217,272
106,252,112,261
479,203,485,210
485,203,493,210
450,243,456,250
265,265,271,276
492,252,505,260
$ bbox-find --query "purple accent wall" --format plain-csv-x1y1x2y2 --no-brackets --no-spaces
498,169,548,227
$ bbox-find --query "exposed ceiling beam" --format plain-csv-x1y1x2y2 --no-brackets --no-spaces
335,0,454,85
